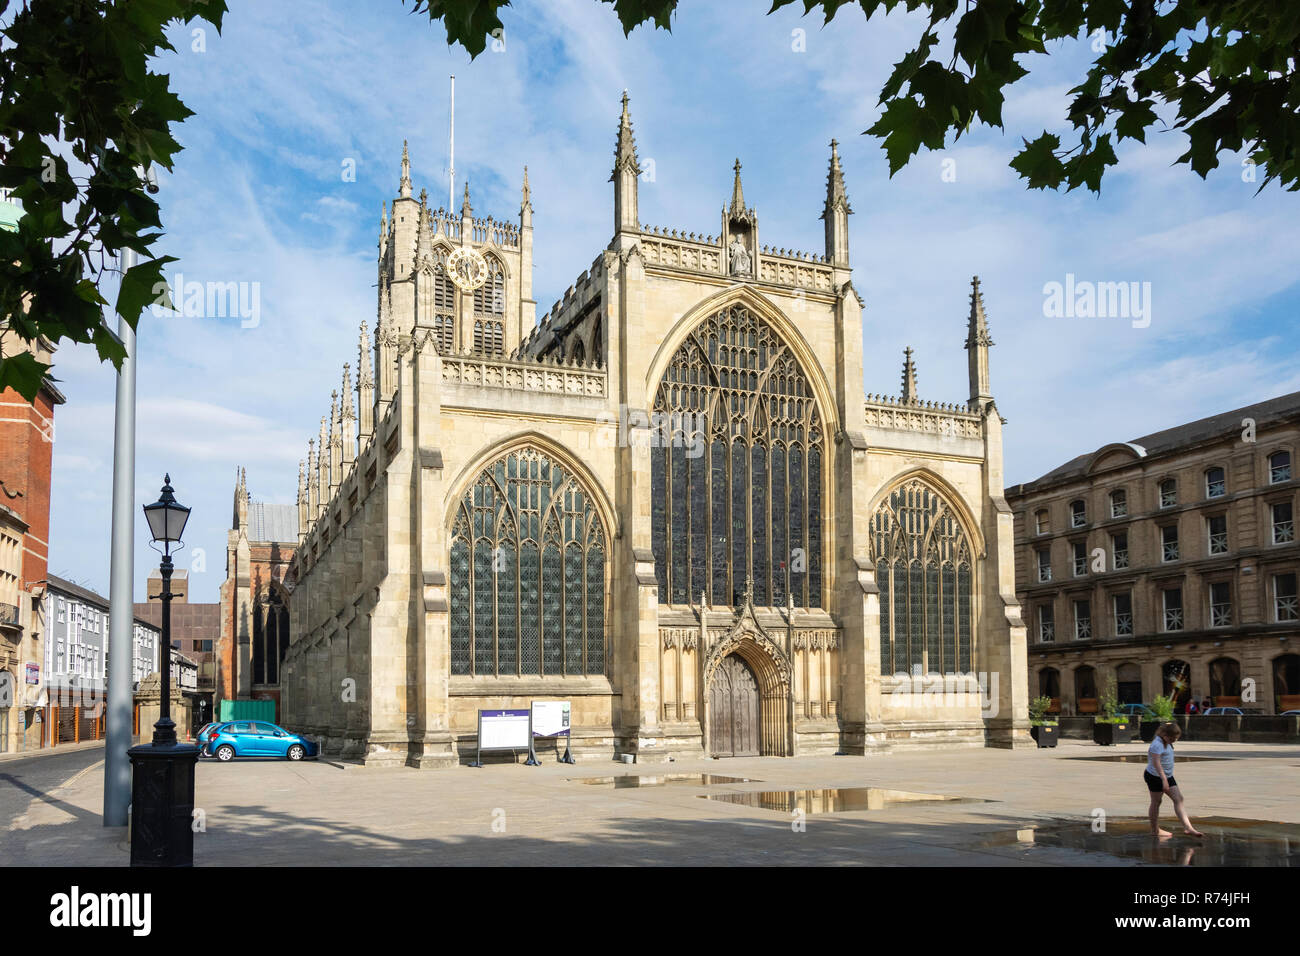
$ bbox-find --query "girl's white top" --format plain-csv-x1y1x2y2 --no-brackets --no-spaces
1148,736,1175,775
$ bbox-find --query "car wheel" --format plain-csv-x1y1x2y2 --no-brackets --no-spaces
215,744,235,762
287,744,305,761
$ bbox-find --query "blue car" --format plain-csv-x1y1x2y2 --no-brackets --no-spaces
207,720,319,762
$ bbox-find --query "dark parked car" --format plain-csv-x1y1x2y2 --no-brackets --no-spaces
207,720,319,761
196,722,223,756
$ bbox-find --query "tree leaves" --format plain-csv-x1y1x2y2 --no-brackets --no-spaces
4,0,1295,403
0,0,227,403
414,0,1299,197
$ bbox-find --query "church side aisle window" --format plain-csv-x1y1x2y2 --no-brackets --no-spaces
871,479,974,675
449,447,606,676
651,305,824,608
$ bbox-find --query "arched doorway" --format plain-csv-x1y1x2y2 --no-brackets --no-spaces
1208,657,1241,706
709,654,759,757
1038,667,1060,715
1273,654,1300,712
1074,665,1098,715
702,630,792,757
1116,662,1143,705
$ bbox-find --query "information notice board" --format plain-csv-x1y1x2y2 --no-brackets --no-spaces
470,709,531,765
531,701,570,738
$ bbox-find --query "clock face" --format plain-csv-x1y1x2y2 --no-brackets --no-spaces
447,247,489,291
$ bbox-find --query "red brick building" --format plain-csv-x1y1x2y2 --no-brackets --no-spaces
217,469,297,720
0,327,65,750
135,568,220,726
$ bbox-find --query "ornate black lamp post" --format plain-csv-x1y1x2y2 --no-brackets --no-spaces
128,474,200,866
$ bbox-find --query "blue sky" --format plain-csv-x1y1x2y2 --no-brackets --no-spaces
44,0,1300,602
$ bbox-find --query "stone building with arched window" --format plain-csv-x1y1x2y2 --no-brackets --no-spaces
279,94,1030,766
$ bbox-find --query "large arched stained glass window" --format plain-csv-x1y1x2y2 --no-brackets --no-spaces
871,479,973,675
651,305,824,608
449,447,607,676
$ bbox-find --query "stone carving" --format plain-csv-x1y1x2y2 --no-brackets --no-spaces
728,235,751,277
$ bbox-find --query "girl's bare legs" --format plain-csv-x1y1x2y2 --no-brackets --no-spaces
1168,786,1204,837
1149,791,1171,837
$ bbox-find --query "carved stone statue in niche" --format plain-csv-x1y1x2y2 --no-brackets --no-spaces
728,235,751,277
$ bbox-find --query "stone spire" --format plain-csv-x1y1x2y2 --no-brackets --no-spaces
725,158,755,226
357,320,375,444
729,159,746,218
341,365,356,468
520,165,533,225
399,139,411,198
519,166,536,346
414,189,433,262
328,391,342,494
461,180,472,218
901,347,918,404
296,459,307,543
316,414,329,516
965,275,994,409
376,290,396,412
822,139,852,266
610,90,640,236
307,438,318,519
234,466,248,529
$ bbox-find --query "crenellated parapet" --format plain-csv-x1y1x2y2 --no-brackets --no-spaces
864,395,984,440
633,223,835,293
442,351,607,397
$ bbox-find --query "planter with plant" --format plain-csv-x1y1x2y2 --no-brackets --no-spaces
1029,695,1059,748
1141,695,1175,742
1093,679,1134,745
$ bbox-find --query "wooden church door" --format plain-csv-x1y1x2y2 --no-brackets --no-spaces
709,654,760,757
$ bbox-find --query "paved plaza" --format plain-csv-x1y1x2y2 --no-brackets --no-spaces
3,739,1297,866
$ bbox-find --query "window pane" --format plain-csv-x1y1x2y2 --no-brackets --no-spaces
519,541,540,675
879,562,892,673
771,444,787,607
586,546,605,674
751,444,768,605
651,447,666,602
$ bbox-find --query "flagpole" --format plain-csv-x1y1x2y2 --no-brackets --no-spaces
449,74,455,210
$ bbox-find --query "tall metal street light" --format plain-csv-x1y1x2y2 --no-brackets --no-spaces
128,474,200,866
106,163,158,827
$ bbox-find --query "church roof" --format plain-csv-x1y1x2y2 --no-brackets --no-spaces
247,502,298,543
1008,390,1300,495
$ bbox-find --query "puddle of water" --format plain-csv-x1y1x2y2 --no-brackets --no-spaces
699,787,990,814
571,773,759,788
982,817,1300,866
1067,755,1232,763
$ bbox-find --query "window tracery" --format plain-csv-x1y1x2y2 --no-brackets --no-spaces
651,305,824,608
449,447,606,676
871,479,974,674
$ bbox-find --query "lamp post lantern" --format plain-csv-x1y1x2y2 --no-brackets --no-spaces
128,474,200,866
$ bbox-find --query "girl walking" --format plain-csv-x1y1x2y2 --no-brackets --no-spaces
1145,722,1203,838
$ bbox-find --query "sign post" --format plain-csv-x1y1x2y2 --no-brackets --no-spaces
531,700,574,764
469,709,531,767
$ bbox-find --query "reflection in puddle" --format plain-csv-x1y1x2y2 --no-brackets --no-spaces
1067,755,1232,763
983,818,1300,866
572,774,759,788
700,787,989,813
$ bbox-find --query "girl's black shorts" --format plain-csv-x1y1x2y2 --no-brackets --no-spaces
1144,770,1177,792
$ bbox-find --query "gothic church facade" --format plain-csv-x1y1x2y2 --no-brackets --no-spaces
280,95,1031,765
